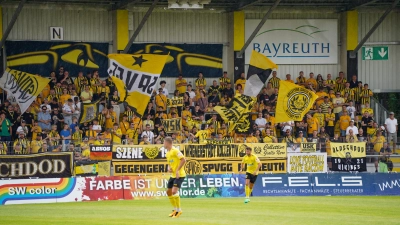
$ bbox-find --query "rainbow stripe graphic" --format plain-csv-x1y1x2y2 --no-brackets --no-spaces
0,178,76,205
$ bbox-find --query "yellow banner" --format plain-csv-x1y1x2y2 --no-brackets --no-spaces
161,118,182,133
0,68,50,114
287,153,327,173
300,143,317,152
166,97,183,108
113,158,286,176
108,54,168,117
237,143,287,158
214,94,257,132
330,142,366,158
275,80,318,123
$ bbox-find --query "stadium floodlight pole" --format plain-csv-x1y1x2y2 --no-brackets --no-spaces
350,0,400,58
237,0,282,58
0,0,27,49
123,0,159,54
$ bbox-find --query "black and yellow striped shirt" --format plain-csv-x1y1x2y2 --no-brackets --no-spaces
296,77,306,85
352,87,363,102
90,78,99,93
195,78,207,88
360,89,373,105
85,130,97,139
98,114,106,126
219,77,231,89
269,77,281,89
48,131,60,146
342,88,353,99
319,102,333,114
72,131,82,145
335,78,347,92
124,111,134,122
47,94,60,102
0,143,7,155
14,138,30,154
54,87,63,96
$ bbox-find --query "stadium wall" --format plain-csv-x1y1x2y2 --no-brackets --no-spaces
357,11,400,91
1,173,400,205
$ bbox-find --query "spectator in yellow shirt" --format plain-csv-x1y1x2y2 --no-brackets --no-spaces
285,74,294,83
235,72,246,91
296,131,307,143
339,111,351,138
246,132,259,143
263,129,277,143
112,123,123,144
175,74,187,95
306,72,318,89
155,88,167,111
313,108,325,131
306,113,319,137
105,106,117,129
59,88,71,105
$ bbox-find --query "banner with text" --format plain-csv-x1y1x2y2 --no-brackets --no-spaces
2,174,400,205
287,153,327,173
245,19,338,64
112,144,182,160
166,97,184,108
331,142,366,172
90,145,112,161
238,143,287,158
0,152,73,179
112,158,287,176
162,118,182,133
300,143,317,152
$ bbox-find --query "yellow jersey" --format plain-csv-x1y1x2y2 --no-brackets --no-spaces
30,140,43,153
175,79,187,94
166,148,186,178
112,129,122,144
82,149,90,158
195,130,210,144
106,111,117,129
242,154,260,174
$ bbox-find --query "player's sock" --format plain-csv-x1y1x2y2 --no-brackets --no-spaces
245,186,250,198
168,196,176,208
174,194,181,211
250,188,253,197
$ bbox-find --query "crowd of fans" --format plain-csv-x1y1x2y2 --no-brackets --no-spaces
0,67,397,171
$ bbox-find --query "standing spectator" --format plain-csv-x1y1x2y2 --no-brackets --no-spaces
339,111,351,139
360,84,373,108
346,120,359,135
268,71,280,89
197,91,208,112
208,90,220,106
0,112,12,142
357,128,366,142
223,83,234,99
361,111,373,137
51,107,64,131
235,72,247,91
208,80,221,96
16,120,29,136
187,84,196,104
306,113,319,138
80,85,93,104
142,124,155,144
346,101,356,120
195,72,206,90
320,96,333,114
255,113,267,131
258,88,269,103
59,70,73,85
40,98,52,113
332,92,345,119
219,71,231,89
385,112,398,151
60,123,71,146
379,143,393,172
175,74,187,95
285,74,294,83
296,71,306,86
306,72,317,89
105,106,117,130
159,80,169,97
38,106,51,131
280,121,295,136
313,108,325,133
155,88,167,112
325,107,335,137
62,99,76,125
59,88,71,105
5,105,19,137
335,71,347,93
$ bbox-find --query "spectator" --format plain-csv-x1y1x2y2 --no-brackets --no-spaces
235,72,246,90
208,80,221,96
186,85,196,104
306,113,319,138
62,99,76,125
296,131,307,143
335,71,347,92
13,133,30,154
361,111,373,136
38,106,51,131
175,74,187,95
142,124,155,144
349,75,358,88
105,106,117,129
346,129,358,143
30,134,43,154
40,98,52,113
208,90,220,106
197,91,208,112
60,124,71,147
357,128,366,142
384,112,398,151
112,123,122,144
339,111,351,139
263,129,277,143
282,130,299,153
371,131,386,153
0,112,12,142
159,80,169,96
16,120,29,136
236,84,244,95
306,72,317,89
255,113,267,131
360,84,373,108
285,74,294,83
268,71,280,89
325,107,335,137
379,143,393,172
346,101,356,119
313,108,325,132
346,120,359,135
296,71,306,86
51,107,64,131
361,102,374,116
219,71,231,89
332,92,345,118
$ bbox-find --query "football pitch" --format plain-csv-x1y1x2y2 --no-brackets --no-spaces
1,196,399,225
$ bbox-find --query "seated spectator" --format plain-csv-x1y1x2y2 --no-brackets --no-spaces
263,129,277,143
208,90,220,106
379,143,393,172
296,131,307,143
38,106,51,131
345,120,359,135
255,113,267,131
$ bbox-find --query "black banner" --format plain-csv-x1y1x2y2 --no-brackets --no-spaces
90,145,112,161
6,41,109,77
128,43,223,77
0,152,73,179
331,142,367,172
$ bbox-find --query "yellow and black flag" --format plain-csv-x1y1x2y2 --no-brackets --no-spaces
243,50,278,97
275,80,318,123
108,54,168,117
79,100,100,124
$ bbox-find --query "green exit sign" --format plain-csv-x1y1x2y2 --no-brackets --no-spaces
362,46,389,60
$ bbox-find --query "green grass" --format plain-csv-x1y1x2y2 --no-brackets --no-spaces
1,196,400,225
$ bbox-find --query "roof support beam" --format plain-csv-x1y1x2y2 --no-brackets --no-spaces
113,0,141,10
238,0,281,57
0,0,26,49
337,0,379,12
123,0,159,53
350,0,399,57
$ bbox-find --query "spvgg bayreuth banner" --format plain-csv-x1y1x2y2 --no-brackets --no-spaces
331,142,367,172
108,54,168,118
112,158,287,176
0,152,73,179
